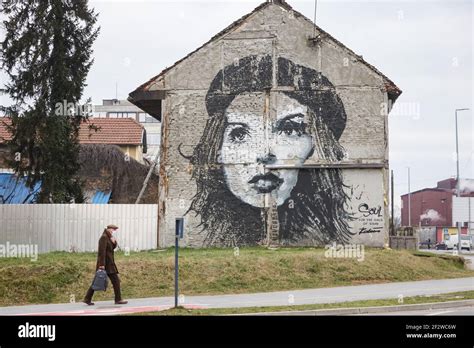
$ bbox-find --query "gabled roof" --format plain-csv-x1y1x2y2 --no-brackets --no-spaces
0,117,144,146
78,118,144,145
129,0,402,106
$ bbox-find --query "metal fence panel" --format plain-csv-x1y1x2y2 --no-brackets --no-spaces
0,204,158,253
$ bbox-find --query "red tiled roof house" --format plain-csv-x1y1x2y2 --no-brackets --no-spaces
0,117,146,166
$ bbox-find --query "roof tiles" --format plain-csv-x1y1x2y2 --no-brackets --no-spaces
0,117,144,146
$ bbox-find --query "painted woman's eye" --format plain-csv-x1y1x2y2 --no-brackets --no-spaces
228,126,250,143
276,120,307,136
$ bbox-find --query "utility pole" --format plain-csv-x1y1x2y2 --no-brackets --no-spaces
455,108,470,252
407,167,411,227
391,170,394,235
469,197,472,236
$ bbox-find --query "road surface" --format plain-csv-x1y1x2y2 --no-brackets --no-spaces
363,305,474,316
0,277,472,315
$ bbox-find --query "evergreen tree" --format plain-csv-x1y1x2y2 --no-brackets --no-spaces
1,0,99,202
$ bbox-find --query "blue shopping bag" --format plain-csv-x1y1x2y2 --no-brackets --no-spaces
91,269,108,291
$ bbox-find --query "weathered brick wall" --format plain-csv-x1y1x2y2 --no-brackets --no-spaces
154,4,391,248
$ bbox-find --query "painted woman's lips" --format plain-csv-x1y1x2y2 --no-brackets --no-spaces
248,173,284,193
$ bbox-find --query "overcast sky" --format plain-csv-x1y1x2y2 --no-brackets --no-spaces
1,0,473,215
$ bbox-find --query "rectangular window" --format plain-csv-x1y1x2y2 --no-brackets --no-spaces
138,112,159,123
147,133,161,145
108,112,118,118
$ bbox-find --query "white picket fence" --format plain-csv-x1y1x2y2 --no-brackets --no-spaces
0,204,158,253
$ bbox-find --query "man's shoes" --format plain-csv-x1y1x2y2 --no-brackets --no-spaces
115,300,128,305
83,300,94,306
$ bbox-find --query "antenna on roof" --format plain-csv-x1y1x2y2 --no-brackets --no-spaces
308,0,323,46
115,82,118,101
313,0,318,38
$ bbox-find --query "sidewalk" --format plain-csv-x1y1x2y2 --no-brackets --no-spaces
424,249,474,270
0,277,472,316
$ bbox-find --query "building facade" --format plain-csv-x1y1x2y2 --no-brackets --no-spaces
92,99,161,161
129,0,401,247
401,178,474,235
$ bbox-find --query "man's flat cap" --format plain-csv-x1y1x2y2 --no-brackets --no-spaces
107,224,119,230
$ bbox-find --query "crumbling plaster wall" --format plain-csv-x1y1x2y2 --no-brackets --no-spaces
155,4,390,248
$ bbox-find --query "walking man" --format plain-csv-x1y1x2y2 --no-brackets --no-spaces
84,224,128,305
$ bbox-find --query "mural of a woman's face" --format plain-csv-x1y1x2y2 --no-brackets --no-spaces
220,93,314,208
187,55,353,246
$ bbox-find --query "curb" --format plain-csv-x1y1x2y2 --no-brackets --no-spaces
232,299,474,316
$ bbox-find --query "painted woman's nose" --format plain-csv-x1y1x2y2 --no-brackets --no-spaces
257,152,277,165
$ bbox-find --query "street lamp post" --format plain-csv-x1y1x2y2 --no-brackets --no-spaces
407,167,411,227
455,108,470,252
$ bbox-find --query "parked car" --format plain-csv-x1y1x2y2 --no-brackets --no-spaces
418,241,433,249
435,243,447,250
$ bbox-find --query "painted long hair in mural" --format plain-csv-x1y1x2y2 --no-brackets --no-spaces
183,55,355,246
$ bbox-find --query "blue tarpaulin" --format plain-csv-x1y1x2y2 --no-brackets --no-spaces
0,173,111,204
91,190,112,204
0,173,40,204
